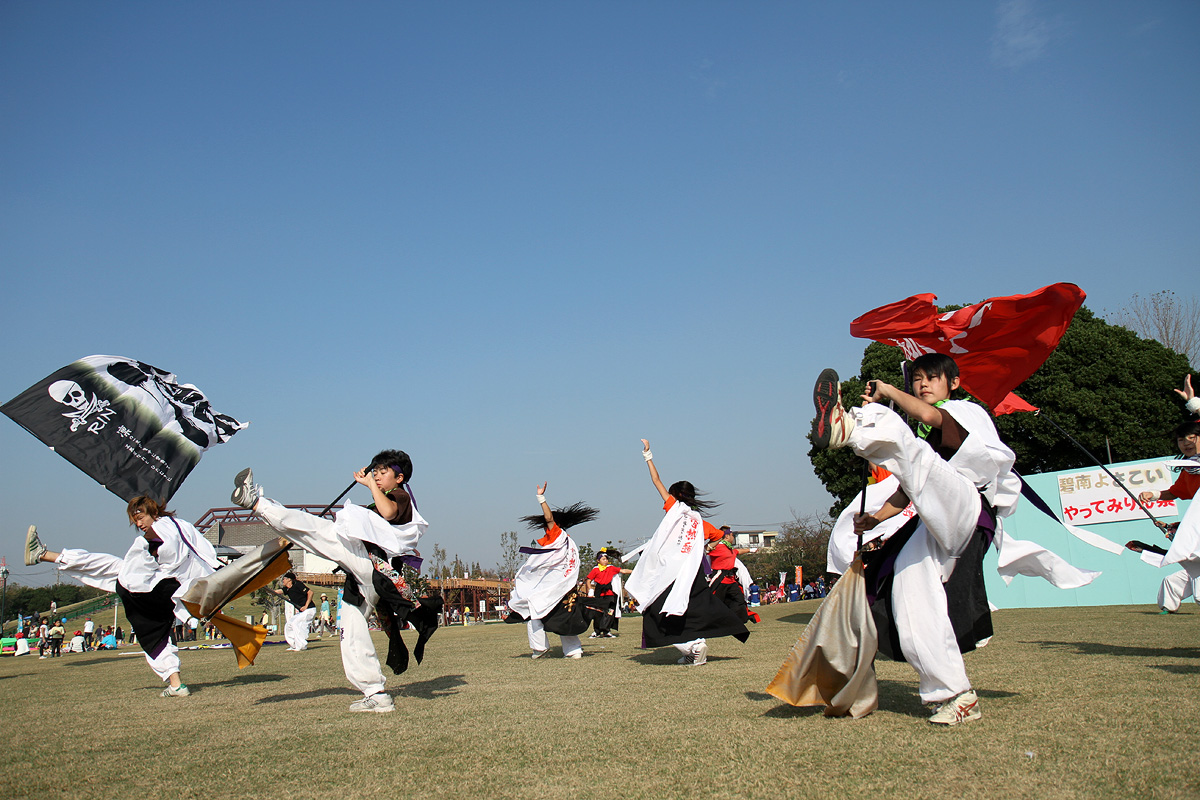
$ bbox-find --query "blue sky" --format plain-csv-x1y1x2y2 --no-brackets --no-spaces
2,1,1197,586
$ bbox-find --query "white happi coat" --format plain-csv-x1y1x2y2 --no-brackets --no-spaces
624,500,705,616
508,530,580,621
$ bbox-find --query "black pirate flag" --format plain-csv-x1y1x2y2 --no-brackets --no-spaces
1,355,248,502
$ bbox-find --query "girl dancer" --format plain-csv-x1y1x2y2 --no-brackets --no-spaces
625,440,749,666
506,483,598,659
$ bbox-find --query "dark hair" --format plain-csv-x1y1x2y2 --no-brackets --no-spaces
909,353,960,383
126,496,174,525
521,502,599,531
283,572,297,581
1173,421,1200,440
668,481,720,516
368,449,413,484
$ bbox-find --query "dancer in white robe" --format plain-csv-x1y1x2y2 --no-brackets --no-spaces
230,449,437,714
812,354,1095,726
1137,420,1200,613
626,440,749,666
506,484,598,659
24,496,219,696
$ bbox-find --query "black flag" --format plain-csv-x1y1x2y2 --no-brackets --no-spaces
1,355,248,502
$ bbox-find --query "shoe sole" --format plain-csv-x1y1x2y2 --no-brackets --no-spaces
232,468,255,507
812,368,841,449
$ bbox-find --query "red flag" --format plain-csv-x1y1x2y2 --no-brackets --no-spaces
849,283,1085,410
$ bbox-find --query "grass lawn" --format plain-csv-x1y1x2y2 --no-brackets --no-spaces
1,600,1197,799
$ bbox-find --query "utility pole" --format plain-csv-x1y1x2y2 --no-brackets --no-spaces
0,559,10,635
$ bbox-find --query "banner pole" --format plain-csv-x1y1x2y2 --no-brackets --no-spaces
1035,411,1167,529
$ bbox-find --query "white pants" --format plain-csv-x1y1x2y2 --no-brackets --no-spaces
285,607,317,650
57,549,181,682
257,498,386,697
1159,559,1200,611
526,619,582,657
850,405,981,703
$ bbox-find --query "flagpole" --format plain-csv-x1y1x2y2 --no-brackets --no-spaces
1035,411,1167,530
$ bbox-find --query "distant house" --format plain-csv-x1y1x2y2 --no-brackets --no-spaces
195,505,345,587
728,529,778,550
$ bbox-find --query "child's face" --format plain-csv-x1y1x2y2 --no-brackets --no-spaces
911,369,959,404
132,510,157,533
371,466,403,493
1177,433,1199,458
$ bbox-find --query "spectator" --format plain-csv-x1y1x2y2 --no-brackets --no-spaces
48,621,65,657
69,631,86,653
83,617,95,650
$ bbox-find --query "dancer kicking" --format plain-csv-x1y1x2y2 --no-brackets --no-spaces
811,355,1017,726
625,440,749,666
24,497,220,697
506,483,598,659
231,450,440,713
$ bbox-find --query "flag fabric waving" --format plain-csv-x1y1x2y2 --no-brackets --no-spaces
1,355,247,502
849,283,1085,410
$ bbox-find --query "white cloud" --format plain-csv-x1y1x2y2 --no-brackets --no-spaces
991,0,1058,68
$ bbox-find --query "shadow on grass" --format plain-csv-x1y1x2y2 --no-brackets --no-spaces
776,613,814,626
0,672,33,681
396,674,467,699
254,686,360,704
64,656,135,667
1025,640,1200,659
625,651,739,666
1150,663,1200,675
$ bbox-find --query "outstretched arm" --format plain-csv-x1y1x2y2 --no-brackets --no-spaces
1177,374,1198,416
537,482,556,528
641,439,670,503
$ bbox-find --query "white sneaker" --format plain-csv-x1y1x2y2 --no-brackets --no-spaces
531,650,549,659
691,641,708,667
25,525,47,566
349,693,395,713
161,684,190,697
565,652,582,659
812,369,855,450
230,468,263,510
928,690,981,726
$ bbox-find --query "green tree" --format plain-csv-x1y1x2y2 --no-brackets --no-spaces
809,306,1192,515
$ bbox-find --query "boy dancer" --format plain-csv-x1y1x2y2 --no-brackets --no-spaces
812,354,1020,726
24,497,220,696
231,450,438,713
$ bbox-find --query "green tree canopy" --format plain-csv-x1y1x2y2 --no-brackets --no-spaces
810,306,1193,515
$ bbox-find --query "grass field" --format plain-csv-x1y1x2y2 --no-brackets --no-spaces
2,600,1197,800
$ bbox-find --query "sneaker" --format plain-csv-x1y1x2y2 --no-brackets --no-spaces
231,468,262,510
691,641,708,667
812,368,855,450
1159,608,1174,615
25,525,47,566
676,654,694,665
161,684,190,698
531,650,549,659
588,633,599,639
349,692,395,713
565,653,582,659
928,690,981,726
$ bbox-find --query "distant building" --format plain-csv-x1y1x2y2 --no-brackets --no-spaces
728,529,778,550
195,505,344,587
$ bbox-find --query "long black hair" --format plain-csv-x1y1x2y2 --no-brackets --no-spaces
521,502,599,531
668,481,720,516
